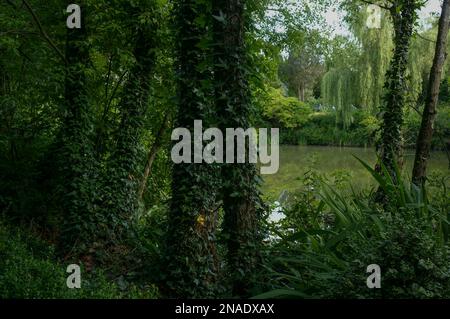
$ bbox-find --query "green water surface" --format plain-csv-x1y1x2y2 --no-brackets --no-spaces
262,146,449,200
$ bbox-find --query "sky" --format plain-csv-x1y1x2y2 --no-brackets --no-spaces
325,0,443,37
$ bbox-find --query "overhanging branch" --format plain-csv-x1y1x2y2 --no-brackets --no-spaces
21,0,67,65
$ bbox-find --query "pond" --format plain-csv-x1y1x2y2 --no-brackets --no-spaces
262,146,450,201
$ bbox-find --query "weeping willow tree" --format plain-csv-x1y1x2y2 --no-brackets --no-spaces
364,5,440,114
321,67,358,127
321,6,393,127
353,7,393,114
321,3,437,132
407,26,439,107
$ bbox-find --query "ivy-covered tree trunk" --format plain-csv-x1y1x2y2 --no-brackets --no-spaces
412,0,450,186
213,0,262,297
57,1,96,252
164,0,221,298
377,0,421,179
103,24,156,240
101,3,158,243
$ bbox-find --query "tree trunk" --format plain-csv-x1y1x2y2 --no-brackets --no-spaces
164,0,221,298
58,1,95,252
100,17,158,242
412,0,450,185
213,0,262,297
298,83,305,101
137,113,169,202
376,1,419,180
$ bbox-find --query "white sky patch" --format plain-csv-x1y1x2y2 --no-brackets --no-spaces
420,0,443,18
419,0,442,28
325,0,443,37
325,4,350,37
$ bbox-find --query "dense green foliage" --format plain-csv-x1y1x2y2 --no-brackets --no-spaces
273,105,449,148
0,223,158,298
0,0,449,300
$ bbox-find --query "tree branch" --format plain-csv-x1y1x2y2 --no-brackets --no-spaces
414,31,437,44
21,0,67,65
359,0,392,11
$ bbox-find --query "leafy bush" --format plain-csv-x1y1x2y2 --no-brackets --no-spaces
256,160,450,299
272,103,449,149
330,210,450,299
262,88,313,129
0,223,158,299
280,110,379,147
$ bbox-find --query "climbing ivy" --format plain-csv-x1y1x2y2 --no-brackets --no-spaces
99,0,160,245
54,1,97,253
163,0,222,298
377,0,423,177
213,0,264,297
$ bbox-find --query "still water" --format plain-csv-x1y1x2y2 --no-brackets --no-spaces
262,146,449,200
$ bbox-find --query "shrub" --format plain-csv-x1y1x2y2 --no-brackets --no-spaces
330,210,450,299
256,160,450,299
263,88,313,129
0,223,158,299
